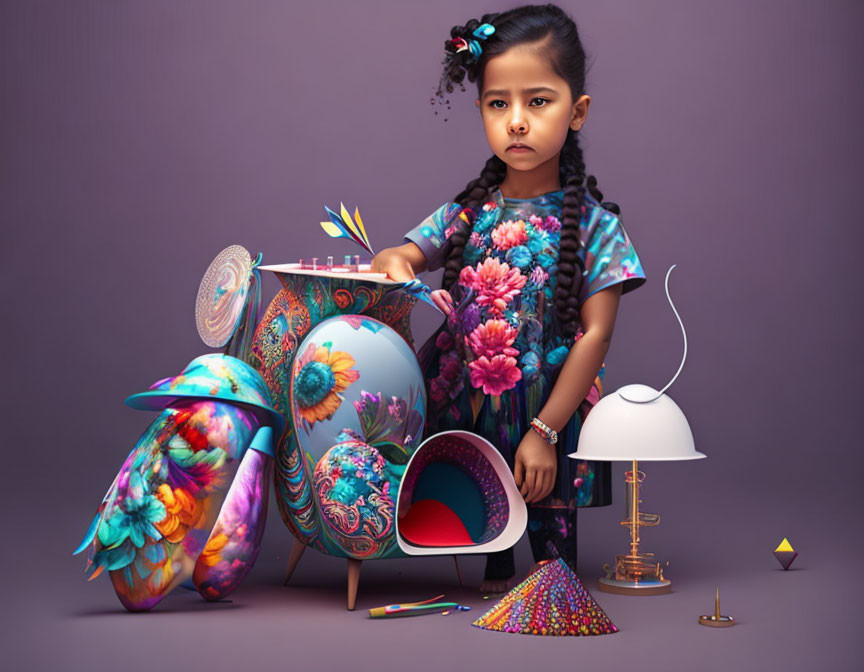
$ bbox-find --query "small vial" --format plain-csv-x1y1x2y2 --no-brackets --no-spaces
298,258,305,269
311,256,318,270
326,255,333,270
344,254,351,268
353,255,360,269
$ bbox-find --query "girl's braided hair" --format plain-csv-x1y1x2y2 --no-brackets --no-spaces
436,4,608,341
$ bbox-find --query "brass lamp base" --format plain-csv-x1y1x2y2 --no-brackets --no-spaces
597,547,671,596
598,576,671,595
598,463,673,596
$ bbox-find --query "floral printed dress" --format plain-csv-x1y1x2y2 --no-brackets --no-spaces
404,187,645,514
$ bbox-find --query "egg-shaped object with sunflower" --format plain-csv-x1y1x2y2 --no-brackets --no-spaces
289,315,426,559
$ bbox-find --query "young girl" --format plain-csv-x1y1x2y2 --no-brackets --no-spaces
372,4,645,592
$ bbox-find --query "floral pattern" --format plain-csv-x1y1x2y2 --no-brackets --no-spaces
76,400,263,610
453,202,562,393
406,187,646,510
466,319,519,358
468,354,523,396
154,484,205,543
406,188,646,396
491,218,528,250
293,341,360,428
459,257,527,318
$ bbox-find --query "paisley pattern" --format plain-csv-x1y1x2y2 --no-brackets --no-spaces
313,439,395,558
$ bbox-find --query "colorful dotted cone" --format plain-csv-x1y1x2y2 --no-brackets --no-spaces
471,558,618,636
774,538,798,570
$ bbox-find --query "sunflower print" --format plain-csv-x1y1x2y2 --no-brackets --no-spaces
293,341,360,427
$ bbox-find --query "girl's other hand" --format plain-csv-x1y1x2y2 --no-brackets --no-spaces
430,289,454,315
370,242,428,283
513,430,557,504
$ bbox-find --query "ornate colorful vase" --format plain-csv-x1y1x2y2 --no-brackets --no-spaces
251,266,424,608
251,266,528,609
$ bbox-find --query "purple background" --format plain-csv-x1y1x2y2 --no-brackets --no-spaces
2,1,861,669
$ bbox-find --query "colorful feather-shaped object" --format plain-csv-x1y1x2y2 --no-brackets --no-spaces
74,402,273,611
320,202,374,254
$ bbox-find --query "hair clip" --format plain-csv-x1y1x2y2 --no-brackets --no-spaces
468,23,495,60
447,22,496,63
473,23,496,40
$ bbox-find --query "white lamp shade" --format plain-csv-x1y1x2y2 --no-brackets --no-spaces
569,384,706,462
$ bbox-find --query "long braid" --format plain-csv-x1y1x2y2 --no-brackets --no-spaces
441,154,507,291
554,130,607,341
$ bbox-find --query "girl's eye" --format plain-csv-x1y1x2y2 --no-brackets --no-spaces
487,98,548,109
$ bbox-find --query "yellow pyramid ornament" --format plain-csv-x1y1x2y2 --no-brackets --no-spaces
774,538,794,552
773,537,797,570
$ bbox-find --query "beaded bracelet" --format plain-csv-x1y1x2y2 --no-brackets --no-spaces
530,417,558,445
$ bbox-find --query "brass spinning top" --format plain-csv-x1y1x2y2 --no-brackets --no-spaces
698,587,735,627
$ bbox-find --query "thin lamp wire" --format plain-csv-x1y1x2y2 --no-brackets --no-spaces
620,264,687,404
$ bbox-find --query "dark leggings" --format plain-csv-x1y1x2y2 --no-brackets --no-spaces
484,505,578,581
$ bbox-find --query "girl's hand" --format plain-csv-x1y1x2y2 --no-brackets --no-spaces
430,289,454,315
513,429,557,504
370,243,428,282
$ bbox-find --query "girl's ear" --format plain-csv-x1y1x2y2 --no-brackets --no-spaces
570,94,591,132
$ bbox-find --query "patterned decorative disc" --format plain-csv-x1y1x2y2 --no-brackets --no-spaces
195,245,253,347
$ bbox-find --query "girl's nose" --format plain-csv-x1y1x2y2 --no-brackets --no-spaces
507,110,528,135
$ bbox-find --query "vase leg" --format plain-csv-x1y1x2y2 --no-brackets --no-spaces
453,556,464,586
347,558,362,611
283,540,306,586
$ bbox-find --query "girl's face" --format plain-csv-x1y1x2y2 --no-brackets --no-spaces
476,43,590,175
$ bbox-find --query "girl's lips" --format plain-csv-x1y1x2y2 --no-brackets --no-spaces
507,145,534,152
